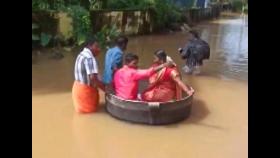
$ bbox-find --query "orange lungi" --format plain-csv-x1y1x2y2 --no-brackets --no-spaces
72,81,99,113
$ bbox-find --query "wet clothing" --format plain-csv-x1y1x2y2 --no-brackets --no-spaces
72,81,99,113
72,48,100,113
180,38,210,68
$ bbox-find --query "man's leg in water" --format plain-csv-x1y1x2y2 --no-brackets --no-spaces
182,65,194,74
193,65,201,75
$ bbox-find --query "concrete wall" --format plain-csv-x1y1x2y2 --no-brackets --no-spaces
90,9,153,35
185,5,221,24
32,11,73,40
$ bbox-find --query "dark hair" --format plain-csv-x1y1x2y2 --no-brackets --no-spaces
124,53,138,64
115,35,128,46
189,30,200,38
85,37,97,47
154,49,167,62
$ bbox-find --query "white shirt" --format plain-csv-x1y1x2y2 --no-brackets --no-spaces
74,48,98,85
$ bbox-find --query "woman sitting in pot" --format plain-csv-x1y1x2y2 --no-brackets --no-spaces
141,50,194,102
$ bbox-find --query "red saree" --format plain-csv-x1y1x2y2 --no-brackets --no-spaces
141,64,182,102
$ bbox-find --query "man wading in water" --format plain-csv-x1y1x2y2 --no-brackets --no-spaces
72,38,105,113
103,36,128,93
178,30,210,75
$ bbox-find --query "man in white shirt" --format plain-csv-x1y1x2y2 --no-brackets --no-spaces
72,38,105,113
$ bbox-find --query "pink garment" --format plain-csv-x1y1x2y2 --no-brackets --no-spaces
113,65,154,100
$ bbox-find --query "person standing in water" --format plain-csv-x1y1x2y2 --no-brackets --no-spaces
178,30,210,75
103,36,128,92
72,38,105,113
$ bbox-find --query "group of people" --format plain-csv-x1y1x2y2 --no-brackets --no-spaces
72,30,209,114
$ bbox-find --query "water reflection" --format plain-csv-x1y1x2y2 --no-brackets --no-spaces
196,16,248,81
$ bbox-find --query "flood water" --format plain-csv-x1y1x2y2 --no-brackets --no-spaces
32,13,248,158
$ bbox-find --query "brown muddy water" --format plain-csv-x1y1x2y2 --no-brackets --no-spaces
32,13,248,158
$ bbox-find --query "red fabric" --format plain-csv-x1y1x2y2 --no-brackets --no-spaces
142,64,182,102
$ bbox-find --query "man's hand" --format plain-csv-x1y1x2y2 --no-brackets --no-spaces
166,60,175,67
187,87,195,96
90,74,105,92
178,48,183,53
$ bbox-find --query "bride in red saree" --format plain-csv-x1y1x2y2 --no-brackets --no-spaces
141,50,194,102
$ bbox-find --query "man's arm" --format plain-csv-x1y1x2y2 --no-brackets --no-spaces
89,74,105,91
85,58,105,91
133,62,173,80
133,68,154,80
179,44,191,59
112,52,123,71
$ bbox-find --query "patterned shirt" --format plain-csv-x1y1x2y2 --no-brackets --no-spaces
74,48,98,85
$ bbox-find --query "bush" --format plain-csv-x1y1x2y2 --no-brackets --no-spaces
32,0,185,48
232,0,244,12
150,0,183,29
105,0,183,28
32,11,58,48
32,23,53,48
105,0,153,10
63,5,92,45
32,0,65,11
94,24,121,50
243,3,248,14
